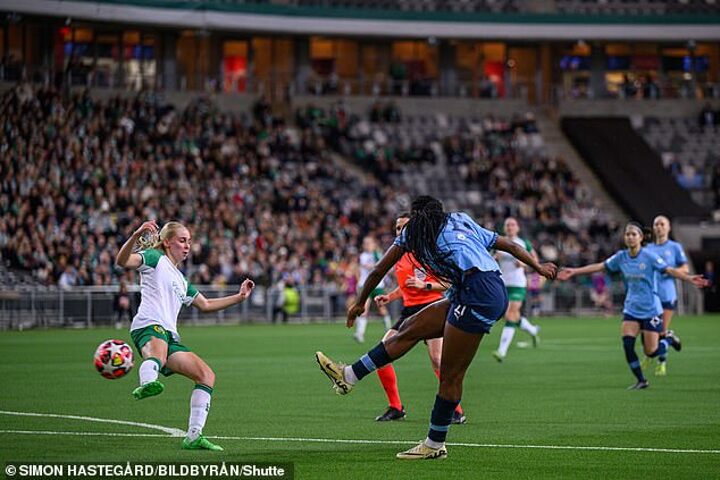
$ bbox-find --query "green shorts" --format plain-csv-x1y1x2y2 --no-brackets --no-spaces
369,288,385,300
130,324,191,377
506,286,527,303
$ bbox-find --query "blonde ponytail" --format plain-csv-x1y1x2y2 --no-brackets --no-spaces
135,221,187,253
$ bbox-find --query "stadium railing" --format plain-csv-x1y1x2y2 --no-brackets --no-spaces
0,284,703,330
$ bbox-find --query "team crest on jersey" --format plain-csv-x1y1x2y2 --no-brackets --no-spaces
457,233,467,241
639,263,646,270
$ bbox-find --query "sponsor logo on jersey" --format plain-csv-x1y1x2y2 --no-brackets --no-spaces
171,280,187,302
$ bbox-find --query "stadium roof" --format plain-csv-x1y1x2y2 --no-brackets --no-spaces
2,0,720,40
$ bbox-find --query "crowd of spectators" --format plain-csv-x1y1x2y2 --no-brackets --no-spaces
298,101,623,270
2,83,625,294
0,84,407,289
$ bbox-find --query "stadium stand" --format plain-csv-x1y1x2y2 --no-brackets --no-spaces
0,82,627,290
152,0,720,15
300,101,622,268
292,0,520,13
561,116,709,223
635,105,720,208
0,83,406,288
556,0,720,15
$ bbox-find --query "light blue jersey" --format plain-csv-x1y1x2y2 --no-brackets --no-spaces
393,212,500,278
604,247,668,319
646,240,688,304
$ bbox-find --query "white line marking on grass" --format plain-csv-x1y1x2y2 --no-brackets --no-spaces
0,428,718,455
0,410,185,437
0,430,168,438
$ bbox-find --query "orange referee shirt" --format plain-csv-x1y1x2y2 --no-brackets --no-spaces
395,253,444,307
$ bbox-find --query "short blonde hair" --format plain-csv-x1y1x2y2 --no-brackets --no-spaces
136,221,188,252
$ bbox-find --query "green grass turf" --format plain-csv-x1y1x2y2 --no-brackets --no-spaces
1,316,719,479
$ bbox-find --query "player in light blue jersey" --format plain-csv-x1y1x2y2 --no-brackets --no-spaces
558,222,708,390
315,196,558,460
644,216,689,375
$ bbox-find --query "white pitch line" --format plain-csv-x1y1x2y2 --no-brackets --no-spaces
0,410,185,437
0,429,718,455
0,429,168,438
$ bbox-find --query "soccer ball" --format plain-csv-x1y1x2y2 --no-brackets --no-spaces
94,339,134,379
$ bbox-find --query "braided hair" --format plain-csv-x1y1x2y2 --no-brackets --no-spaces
403,196,464,286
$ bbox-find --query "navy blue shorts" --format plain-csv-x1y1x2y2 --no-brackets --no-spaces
624,314,663,333
661,300,677,311
446,270,508,334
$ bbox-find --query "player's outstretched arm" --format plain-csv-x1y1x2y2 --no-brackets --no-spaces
115,220,158,269
557,262,605,281
193,279,255,312
494,236,558,280
664,267,711,288
348,245,404,327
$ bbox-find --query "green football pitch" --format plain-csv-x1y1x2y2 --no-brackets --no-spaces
1,316,719,479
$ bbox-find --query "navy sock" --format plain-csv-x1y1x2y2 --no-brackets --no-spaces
351,342,392,382
622,336,645,382
651,338,670,362
427,395,460,444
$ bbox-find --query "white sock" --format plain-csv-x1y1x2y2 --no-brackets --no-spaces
497,325,516,357
139,359,160,386
519,316,539,336
382,315,392,330
355,316,368,339
343,365,358,385
187,387,212,441
425,437,444,449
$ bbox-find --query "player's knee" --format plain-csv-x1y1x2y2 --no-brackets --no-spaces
197,366,215,387
144,350,167,366
438,377,462,402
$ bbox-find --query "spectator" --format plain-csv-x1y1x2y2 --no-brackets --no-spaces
273,278,301,323
642,75,660,100
58,266,78,289
699,103,717,128
114,280,132,329
590,272,613,315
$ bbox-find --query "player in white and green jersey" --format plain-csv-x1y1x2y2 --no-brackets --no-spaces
116,220,255,452
492,217,541,362
353,235,392,343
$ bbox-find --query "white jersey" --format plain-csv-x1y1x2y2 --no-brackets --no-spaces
497,237,533,288
359,250,387,289
130,249,199,335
